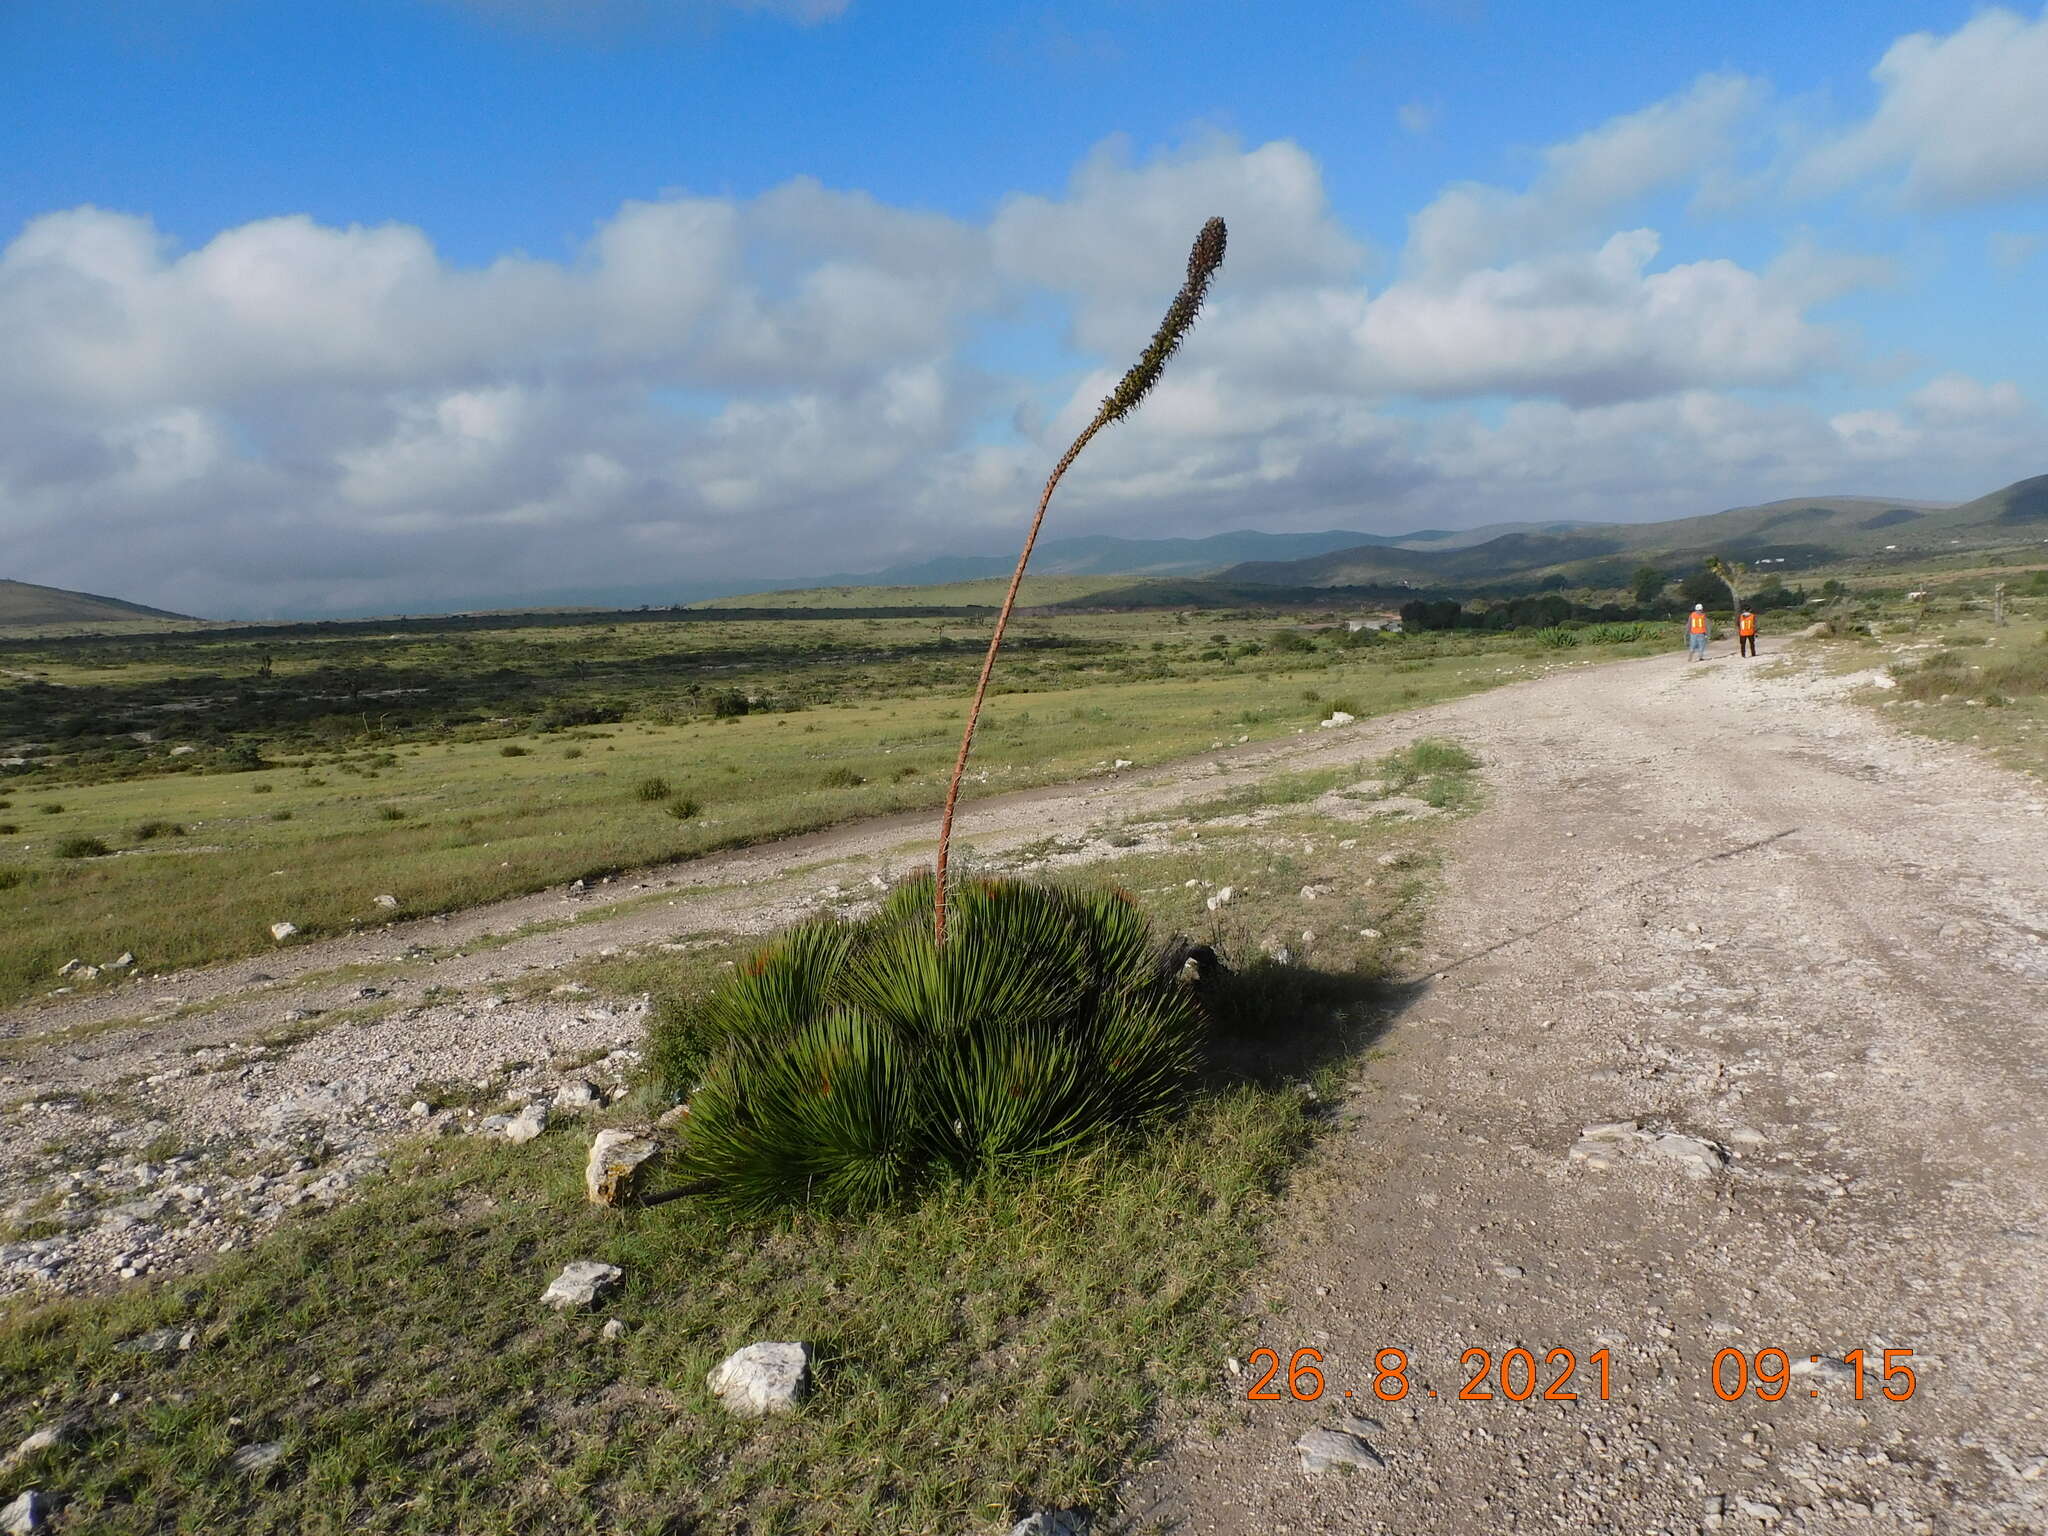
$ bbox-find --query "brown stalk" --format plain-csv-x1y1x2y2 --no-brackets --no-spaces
933,216,1227,943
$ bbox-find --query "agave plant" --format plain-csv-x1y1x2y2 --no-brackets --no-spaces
652,873,1204,1215
933,217,1228,942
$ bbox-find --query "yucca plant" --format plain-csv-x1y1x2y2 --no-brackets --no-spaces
653,873,1204,1215
933,217,1227,942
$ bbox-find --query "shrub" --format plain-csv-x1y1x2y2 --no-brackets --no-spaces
650,874,1204,1215
1533,627,1579,649
499,744,529,758
1325,697,1361,717
269,809,293,822
563,747,583,760
1267,629,1315,654
375,806,407,821
54,835,111,859
895,765,920,780
709,690,752,719
0,799,10,809
636,776,672,802
667,797,702,821
36,804,63,816
820,767,867,788
1582,621,1654,644
0,824,16,835
251,781,274,794
131,820,185,841
0,868,21,890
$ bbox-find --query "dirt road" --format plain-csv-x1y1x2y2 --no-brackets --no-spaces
1124,643,2048,1534
5,637,2046,1534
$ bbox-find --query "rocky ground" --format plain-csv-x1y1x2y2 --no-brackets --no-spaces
3,635,2043,1536
1120,641,2048,1535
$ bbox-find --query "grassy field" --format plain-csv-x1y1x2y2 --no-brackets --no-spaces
1795,565,2048,778
0,749,1465,1534
0,608,1659,1007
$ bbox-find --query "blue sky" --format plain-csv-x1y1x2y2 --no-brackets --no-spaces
2,0,2045,616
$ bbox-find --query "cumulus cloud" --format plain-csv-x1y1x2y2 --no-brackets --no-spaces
1801,6,2048,206
0,118,2020,618
1406,72,1764,277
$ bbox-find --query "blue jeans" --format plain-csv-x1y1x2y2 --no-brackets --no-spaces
1687,632,1707,655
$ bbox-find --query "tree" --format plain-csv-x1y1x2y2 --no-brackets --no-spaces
1707,555,1748,617
1677,567,1725,609
1630,565,1666,608
933,218,1227,944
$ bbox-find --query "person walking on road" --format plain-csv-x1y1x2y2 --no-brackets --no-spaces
1687,603,1710,661
1738,608,1758,658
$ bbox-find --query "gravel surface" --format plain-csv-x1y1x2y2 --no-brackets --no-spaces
1119,641,2048,1534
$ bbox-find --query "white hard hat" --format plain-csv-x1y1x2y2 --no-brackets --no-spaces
1694,603,1704,610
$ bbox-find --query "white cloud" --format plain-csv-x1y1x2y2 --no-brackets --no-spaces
0,121,2016,619
1802,7,2048,206
1406,72,1764,277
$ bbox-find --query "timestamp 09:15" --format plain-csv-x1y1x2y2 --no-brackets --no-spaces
1245,1346,1614,1404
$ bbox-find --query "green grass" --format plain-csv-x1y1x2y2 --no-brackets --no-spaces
1862,596,2048,777
0,624,1590,1006
0,798,1458,1533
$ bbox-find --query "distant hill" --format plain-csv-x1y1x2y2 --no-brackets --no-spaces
0,579,195,628
1212,480,2048,592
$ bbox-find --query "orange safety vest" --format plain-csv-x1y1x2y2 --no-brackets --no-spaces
1738,612,1756,637
1688,611,1709,635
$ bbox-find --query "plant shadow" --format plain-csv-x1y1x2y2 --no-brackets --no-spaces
1189,949,1425,1093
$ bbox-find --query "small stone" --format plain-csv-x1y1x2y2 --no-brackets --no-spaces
1297,1425,1385,1473
5,1425,67,1468
1736,1498,1782,1521
708,1341,812,1417
1648,1132,1728,1178
268,922,298,942
553,1079,600,1112
503,1103,548,1144
1491,1263,1525,1279
601,1318,627,1341
409,1100,431,1117
1318,711,1356,729
2,1489,45,1534
110,952,135,968
542,1261,623,1310
56,960,80,977
1790,1356,1858,1384
585,1128,662,1207
115,1326,185,1354
229,1441,285,1475
1204,886,1235,912
373,894,399,909
1009,1511,1091,1536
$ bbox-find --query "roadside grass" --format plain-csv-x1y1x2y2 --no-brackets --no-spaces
0,790,1466,1534
0,627,1571,1008
1853,590,2048,777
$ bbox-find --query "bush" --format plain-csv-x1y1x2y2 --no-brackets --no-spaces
636,776,672,801
0,824,16,836
820,767,866,788
1267,629,1315,654
54,835,111,859
1582,622,1655,644
269,810,293,822
251,781,274,794
649,874,1204,1215
375,806,407,821
1533,627,1579,649
36,804,63,816
131,820,185,841
0,868,21,890
563,747,583,760
499,744,529,758
709,690,752,719
667,797,702,821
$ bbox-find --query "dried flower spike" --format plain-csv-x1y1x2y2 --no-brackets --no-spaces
933,217,1227,943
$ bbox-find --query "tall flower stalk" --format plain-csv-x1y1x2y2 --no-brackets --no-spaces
933,216,1227,943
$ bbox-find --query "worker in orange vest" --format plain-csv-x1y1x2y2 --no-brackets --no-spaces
1686,603,1710,661
1738,608,1758,658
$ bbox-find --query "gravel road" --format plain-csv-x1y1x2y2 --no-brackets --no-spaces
1122,641,2048,1534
